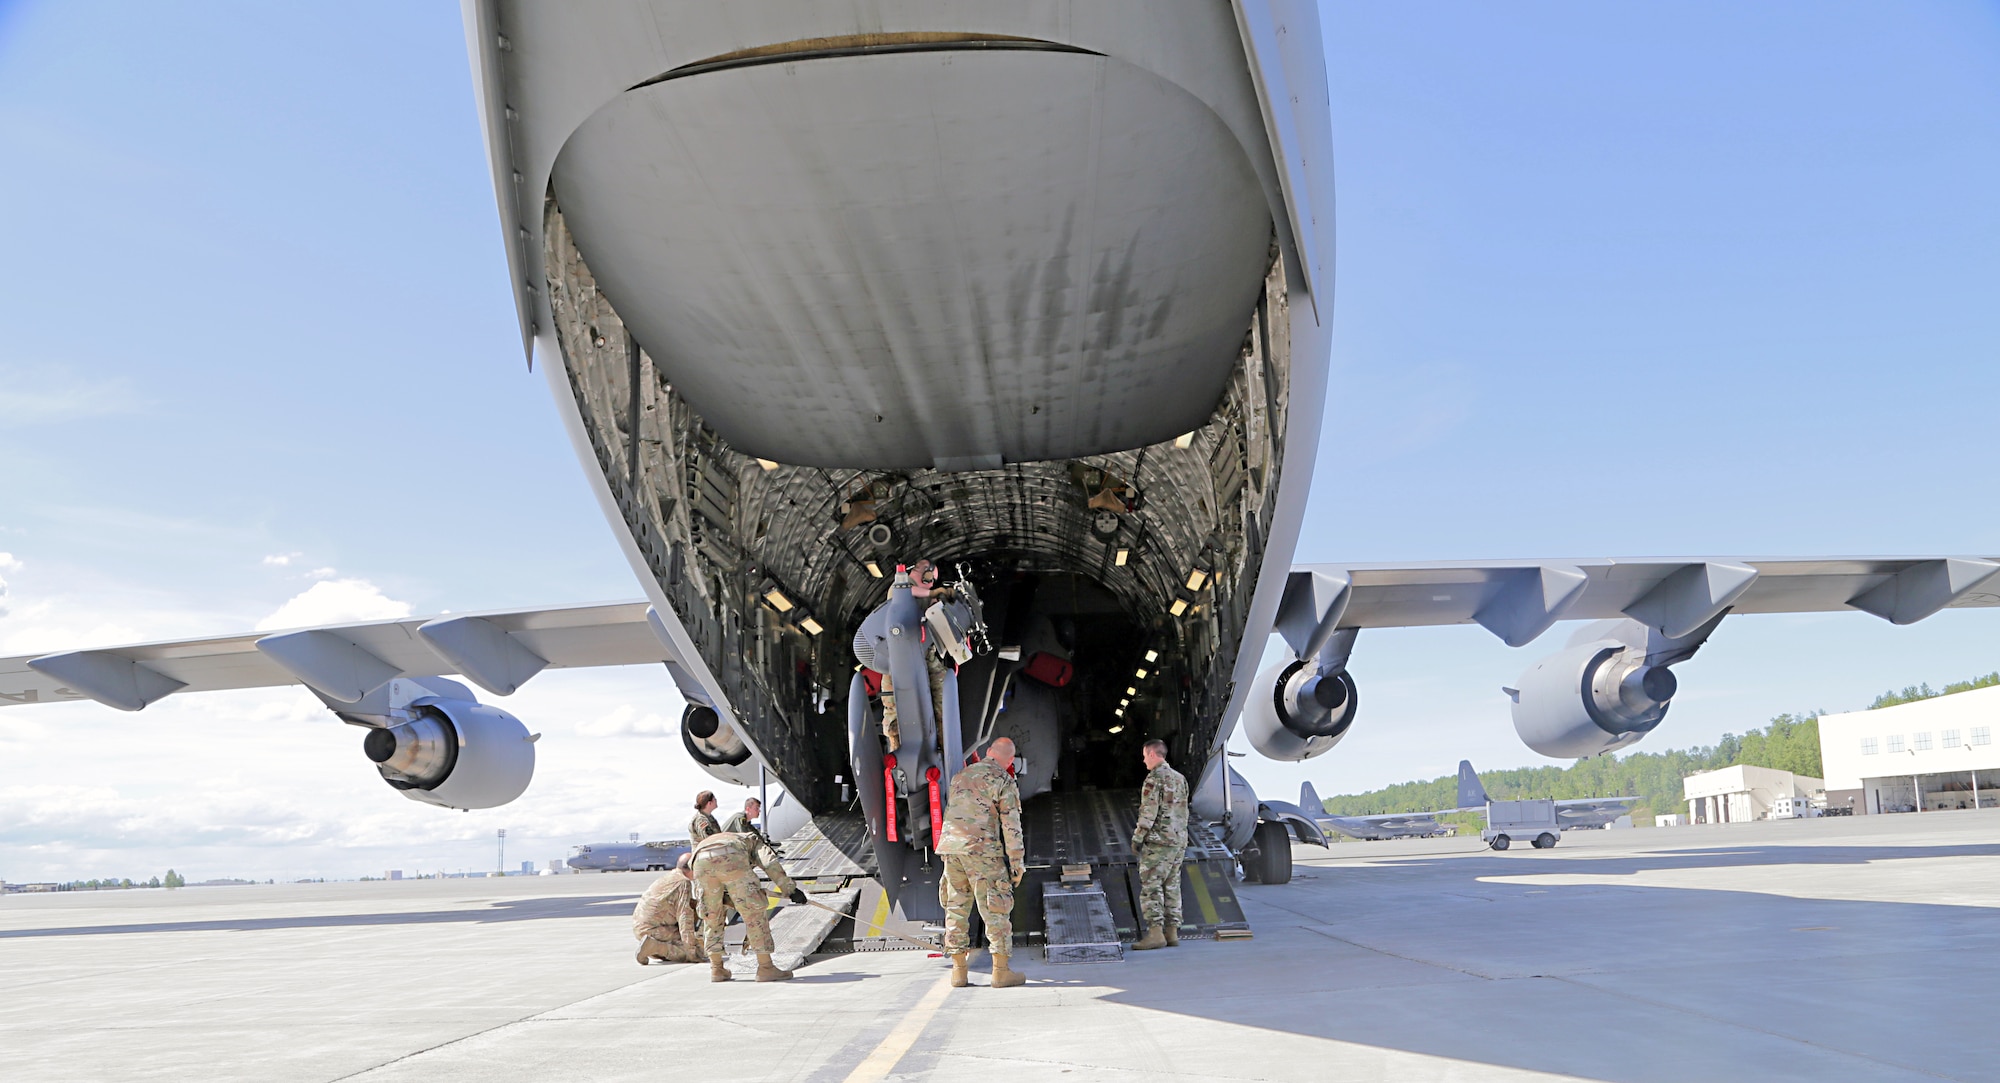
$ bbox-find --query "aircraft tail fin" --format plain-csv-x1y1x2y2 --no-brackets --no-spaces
1300,780,1326,814
1456,760,1489,809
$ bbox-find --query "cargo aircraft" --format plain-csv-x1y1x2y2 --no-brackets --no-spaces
1297,762,1638,842
5,3,1997,930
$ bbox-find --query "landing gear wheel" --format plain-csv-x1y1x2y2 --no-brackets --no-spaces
1534,833,1557,850
1490,835,1511,851
1247,821,1293,884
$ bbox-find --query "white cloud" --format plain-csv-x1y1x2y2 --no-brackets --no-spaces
574,704,675,738
0,365,141,426
306,567,337,580
255,578,412,632
261,552,303,566
0,552,21,572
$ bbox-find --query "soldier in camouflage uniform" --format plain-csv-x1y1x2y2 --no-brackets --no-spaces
631,852,705,965
722,797,771,849
936,737,1027,989
1129,738,1189,950
690,790,722,843
689,830,807,982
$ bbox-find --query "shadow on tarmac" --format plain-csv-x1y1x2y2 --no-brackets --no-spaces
1052,841,2000,1081
0,893,633,938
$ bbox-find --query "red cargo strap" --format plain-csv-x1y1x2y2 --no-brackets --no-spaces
927,767,943,844
882,754,899,843
860,667,882,697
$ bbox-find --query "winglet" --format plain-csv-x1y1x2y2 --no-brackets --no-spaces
1456,760,1488,809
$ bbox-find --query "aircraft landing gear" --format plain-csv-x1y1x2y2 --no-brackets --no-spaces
1241,821,1295,884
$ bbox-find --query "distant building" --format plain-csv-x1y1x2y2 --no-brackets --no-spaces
520,861,534,874
387,870,403,881
1818,685,2000,814
1655,814,1684,827
1684,764,1824,824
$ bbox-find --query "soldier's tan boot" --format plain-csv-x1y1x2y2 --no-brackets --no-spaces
989,953,1025,988
1131,927,1167,951
1163,926,1180,947
636,941,652,966
949,951,970,988
709,953,732,982
755,952,794,982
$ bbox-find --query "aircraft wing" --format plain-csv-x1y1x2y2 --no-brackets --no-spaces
1557,797,1640,812
0,601,671,711
1280,557,2000,648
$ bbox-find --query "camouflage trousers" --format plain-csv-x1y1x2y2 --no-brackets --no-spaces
1136,841,1183,933
636,933,704,963
879,652,948,753
939,852,1014,952
693,854,775,956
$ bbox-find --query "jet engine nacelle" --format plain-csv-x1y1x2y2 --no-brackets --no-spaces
681,703,760,787
1510,640,1678,759
363,697,536,810
1242,659,1358,762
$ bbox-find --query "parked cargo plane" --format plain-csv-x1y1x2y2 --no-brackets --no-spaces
4,5,1997,924
1295,761,1640,842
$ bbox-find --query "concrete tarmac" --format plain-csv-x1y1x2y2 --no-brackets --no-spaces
4,811,1997,1081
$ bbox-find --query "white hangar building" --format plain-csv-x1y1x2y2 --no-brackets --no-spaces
1818,685,2000,815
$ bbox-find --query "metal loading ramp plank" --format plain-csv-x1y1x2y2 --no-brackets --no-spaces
723,886,859,976
779,813,874,878
1042,880,1123,964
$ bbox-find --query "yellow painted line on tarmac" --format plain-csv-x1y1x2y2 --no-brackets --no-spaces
842,972,954,1083
1187,865,1221,926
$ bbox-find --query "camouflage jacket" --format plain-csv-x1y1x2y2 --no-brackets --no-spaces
689,810,721,843
631,872,699,942
936,760,1023,869
721,811,771,848
689,831,797,896
1133,762,1189,852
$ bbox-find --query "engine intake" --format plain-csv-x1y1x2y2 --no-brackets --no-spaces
1243,659,1358,762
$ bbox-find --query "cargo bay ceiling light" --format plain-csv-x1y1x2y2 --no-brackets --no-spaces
1135,667,1149,679
1126,686,1136,696
756,458,780,471
864,561,883,579
1174,432,1195,449
1169,597,1189,616
761,586,795,613
1143,650,1158,663
797,616,824,636
1185,564,1211,592
1114,548,1129,566
1109,724,1124,734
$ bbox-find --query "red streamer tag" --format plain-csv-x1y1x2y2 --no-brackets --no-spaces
927,767,943,845
883,754,899,843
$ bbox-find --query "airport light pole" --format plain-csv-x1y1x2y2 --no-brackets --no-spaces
497,829,506,874
1966,742,1981,810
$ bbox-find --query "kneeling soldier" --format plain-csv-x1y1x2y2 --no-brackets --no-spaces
689,830,807,982
631,852,705,965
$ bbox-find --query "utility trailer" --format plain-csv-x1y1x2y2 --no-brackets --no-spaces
1484,799,1560,850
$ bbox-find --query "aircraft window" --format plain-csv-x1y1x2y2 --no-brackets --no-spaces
1942,729,1961,748
1887,735,1905,754
1975,727,1993,747
1913,732,1932,752
1860,737,1878,756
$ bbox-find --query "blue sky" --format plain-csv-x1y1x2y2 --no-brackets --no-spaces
1,2,1996,881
